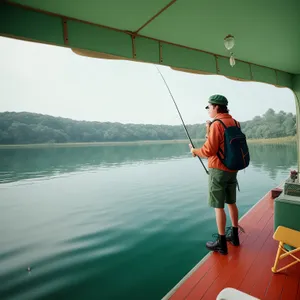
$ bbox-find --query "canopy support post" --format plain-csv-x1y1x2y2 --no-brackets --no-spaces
292,75,300,177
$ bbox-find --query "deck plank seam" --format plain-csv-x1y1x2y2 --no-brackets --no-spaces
239,225,275,295
183,259,223,300
249,222,282,299
240,211,274,248
250,230,273,295
278,276,288,300
220,213,274,294
294,277,300,300
226,220,274,286
264,274,287,300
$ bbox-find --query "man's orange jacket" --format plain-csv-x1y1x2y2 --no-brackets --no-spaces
193,113,239,172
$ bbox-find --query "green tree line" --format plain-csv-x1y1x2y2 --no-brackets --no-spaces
0,109,296,144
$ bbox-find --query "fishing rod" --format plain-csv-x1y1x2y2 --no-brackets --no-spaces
156,66,209,175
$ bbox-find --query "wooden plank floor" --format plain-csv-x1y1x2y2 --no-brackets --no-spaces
164,190,300,300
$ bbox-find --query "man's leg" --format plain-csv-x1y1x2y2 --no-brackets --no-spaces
215,208,226,235
206,169,228,255
228,203,238,227
225,172,240,246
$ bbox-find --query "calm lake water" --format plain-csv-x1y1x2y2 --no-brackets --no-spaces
0,142,297,300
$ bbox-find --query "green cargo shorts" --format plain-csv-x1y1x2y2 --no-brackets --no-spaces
208,168,238,209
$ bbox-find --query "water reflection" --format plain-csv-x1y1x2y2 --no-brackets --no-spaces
0,142,297,184
248,143,297,179
0,143,189,183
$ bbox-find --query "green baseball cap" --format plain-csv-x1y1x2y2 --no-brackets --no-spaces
205,94,228,109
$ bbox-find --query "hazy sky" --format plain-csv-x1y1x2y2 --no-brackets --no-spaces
0,36,296,125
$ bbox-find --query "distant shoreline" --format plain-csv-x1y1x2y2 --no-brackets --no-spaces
0,136,296,149
247,135,296,144
0,139,204,149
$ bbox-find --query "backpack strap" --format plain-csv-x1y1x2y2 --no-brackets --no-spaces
209,119,225,160
210,118,227,129
212,118,240,129
233,119,240,128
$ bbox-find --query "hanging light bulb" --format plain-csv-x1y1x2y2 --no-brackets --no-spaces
223,34,236,67
224,34,235,51
229,53,235,67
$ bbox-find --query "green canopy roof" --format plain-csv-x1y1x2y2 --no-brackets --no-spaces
1,0,300,88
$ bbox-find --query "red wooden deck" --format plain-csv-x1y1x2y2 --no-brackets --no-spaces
163,190,300,300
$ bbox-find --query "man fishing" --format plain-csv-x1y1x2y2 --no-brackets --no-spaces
189,94,246,255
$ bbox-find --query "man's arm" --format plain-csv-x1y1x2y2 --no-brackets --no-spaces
192,122,222,158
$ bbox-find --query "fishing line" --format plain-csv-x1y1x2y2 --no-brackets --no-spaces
156,66,209,175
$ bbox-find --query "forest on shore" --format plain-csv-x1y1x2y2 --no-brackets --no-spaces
0,109,296,145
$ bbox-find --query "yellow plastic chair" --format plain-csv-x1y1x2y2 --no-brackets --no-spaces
272,225,300,273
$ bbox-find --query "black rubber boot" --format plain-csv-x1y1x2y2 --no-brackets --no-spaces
206,234,228,255
226,226,240,246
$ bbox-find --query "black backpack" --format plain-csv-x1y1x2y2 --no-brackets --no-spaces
210,119,250,171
